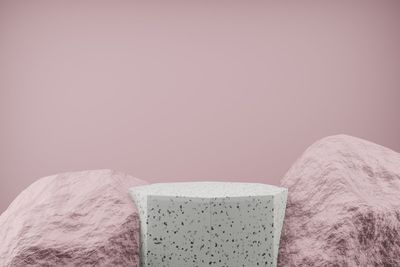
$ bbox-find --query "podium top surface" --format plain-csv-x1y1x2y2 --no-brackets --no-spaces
130,182,286,198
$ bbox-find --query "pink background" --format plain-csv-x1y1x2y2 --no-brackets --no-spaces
1,1,400,213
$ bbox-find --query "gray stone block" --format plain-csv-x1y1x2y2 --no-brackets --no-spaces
130,182,287,267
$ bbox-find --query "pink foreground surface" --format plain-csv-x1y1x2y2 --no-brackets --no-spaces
0,135,399,265
0,169,147,266
278,135,400,266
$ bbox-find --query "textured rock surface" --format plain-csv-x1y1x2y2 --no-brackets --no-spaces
0,169,148,266
278,135,400,266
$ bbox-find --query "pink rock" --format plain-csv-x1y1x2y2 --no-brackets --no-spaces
278,135,400,266
0,169,148,266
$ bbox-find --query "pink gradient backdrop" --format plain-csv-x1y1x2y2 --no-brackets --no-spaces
1,1,400,212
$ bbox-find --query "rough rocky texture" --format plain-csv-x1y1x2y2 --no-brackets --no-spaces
278,135,400,266
0,169,148,267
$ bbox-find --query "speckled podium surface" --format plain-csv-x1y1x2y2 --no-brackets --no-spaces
129,182,287,267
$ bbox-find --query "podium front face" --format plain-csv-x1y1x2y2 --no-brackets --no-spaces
130,182,287,267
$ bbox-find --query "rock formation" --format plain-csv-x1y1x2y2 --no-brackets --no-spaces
278,135,400,266
0,169,148,266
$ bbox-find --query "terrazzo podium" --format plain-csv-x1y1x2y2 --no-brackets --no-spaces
129,182,287,267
